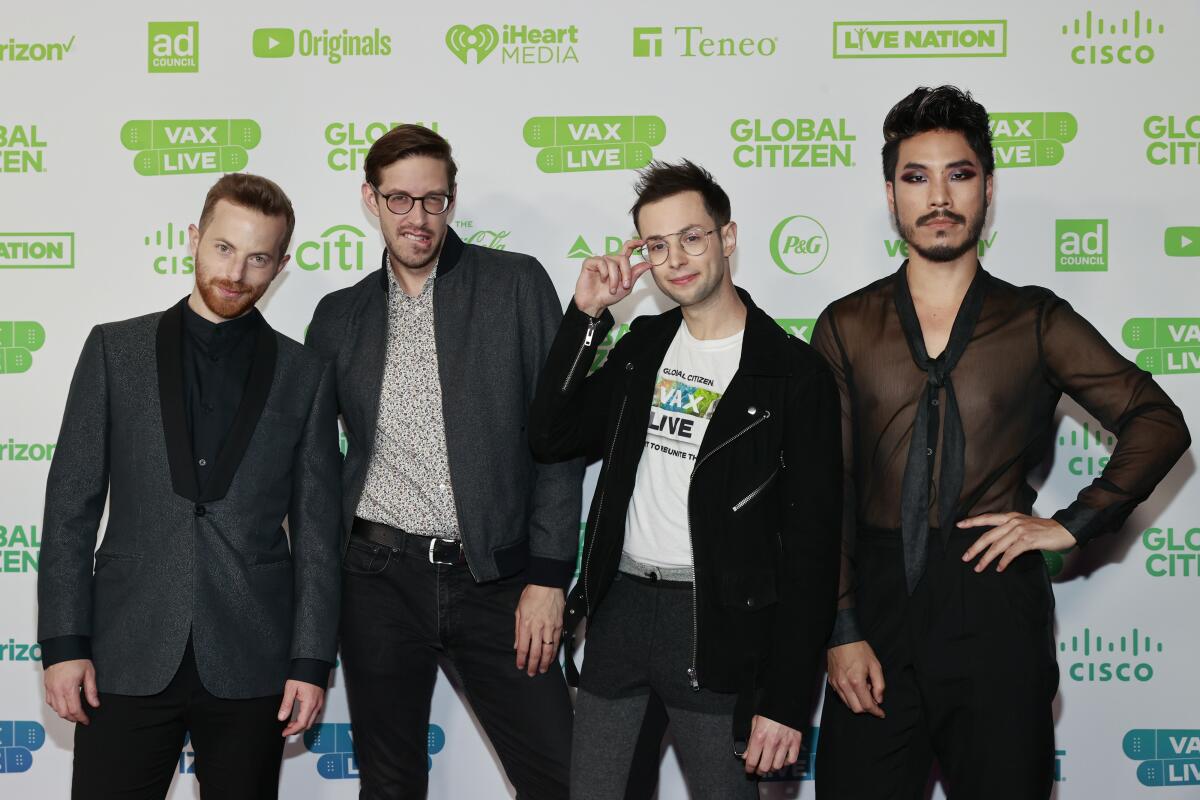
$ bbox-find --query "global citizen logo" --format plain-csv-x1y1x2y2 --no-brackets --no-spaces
120,119,260,176
1123,728,1200,787
325,121,439,172
832,20,1007,58
1062,9,1164,65
446,23,579,65
148,22,198,73
0,35,75,62
632,26,777,58
770,216,828,276
1122,317,1200,375
0,640,41,663
990,112,1077,169
1144,115,1200,167
774,319,816,343
0,322,45,375
0,721,45,774
522,115,666,173
252,27,392,63
1055,219,1108,272
0,523,39,574
0,124,48,173
454,220,510,251
730,118,855,169
304,722,446,776
0,233,73,269
1142,526,1200,578
1055,418,1114,478
1059,626,1164,683
885,231,998,260
145,223,193,275
297,225,369,272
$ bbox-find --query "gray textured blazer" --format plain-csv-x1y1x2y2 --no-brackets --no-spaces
38,299,342,699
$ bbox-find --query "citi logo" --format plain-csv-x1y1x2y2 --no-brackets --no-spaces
296,225,368,272
1060,627,1163,683
0,720,45,774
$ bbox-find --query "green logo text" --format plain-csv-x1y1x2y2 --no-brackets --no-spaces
148,22,198,73
1056,219,1108,272
1062,10,1164,65
0,233,73,269
833,20,1007,58
731,118,854,168
523,115,666,173
120,119,260,176
0,125,48,173
990,112,1077,168
770,216,828,276
447,23,578,65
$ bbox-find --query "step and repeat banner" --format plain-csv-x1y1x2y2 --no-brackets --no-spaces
2,1,1198,797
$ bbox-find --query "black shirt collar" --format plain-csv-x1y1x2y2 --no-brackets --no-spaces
182,298,262,353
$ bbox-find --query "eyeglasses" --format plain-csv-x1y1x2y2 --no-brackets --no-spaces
639,227,717,266
370,185,454,215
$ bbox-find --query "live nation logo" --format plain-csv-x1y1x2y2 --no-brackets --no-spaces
1122,317,1200,375
833,20,1007,58
522,115,666,173
1123,729,1200,787
990,112,1077,168
120,118,261,176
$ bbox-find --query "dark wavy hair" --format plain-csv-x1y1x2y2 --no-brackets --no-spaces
881,86,994,181
629,159,731,232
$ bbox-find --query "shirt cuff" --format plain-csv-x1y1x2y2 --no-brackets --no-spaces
39,635,92,668
827,608,864,648
1052,502,1109,547
525,556,576,590
288,658,333,688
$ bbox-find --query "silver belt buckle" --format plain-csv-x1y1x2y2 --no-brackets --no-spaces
428,537,457,565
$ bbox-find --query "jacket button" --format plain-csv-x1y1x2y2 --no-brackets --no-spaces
747,406,757,415
746,597,756,608
194,504,206,517
568,608,577,615
625,362,634,371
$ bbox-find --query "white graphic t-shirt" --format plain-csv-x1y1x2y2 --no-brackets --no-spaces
623,321,744,568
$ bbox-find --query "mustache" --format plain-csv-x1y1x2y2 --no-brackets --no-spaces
208,278,248,294
917,210,967,226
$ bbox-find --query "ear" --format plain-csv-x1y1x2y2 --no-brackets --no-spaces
362,183,381,218
188,223,201,258
885,181,897,216
984,172,994,207
721,221,737,257
274,253,291,277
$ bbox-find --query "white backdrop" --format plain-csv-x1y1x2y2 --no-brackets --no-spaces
2,1,1199,797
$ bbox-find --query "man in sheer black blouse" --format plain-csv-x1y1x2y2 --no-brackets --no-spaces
811,86,1190,799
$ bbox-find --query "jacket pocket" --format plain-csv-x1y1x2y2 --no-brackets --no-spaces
720,570,779,611
731,467,780,513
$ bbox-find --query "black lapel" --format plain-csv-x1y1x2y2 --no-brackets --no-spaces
354,264,389,451
156,299,200,501
199,315,277,502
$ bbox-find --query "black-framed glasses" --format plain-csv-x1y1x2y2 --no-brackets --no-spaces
370,185,454,215
639,227,717,266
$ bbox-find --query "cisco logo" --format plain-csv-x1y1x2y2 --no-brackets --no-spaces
1061,627,1164,683
0,720,45,774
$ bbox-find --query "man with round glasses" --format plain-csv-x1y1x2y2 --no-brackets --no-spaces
306,125,582,798
529,160,842,797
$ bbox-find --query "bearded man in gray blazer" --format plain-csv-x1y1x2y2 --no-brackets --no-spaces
38,173,342,800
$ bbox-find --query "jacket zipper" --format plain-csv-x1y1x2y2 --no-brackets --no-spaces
583,393,627,616
685,409,771,690
562,318,599,393
731,466,780,512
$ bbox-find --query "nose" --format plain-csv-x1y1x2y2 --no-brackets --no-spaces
665,236,689,270
928,176,951,208
407,202,430,227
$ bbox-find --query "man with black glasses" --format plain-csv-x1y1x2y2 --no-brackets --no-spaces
307,125,582,799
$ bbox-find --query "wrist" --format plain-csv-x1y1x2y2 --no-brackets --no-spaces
573,296,604,319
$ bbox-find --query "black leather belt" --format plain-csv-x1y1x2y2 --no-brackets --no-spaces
350,517,467,566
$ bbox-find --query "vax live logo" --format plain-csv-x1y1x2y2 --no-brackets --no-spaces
148,22,198,73
1123,729,1200,787
833,20,1006,58
446,23,578,65
1144,116,1200,167
1056,219,1108,272
326,121,438,171
0,322,45,375
1062,9,1164,65
0,720,45,774
1142,526,1200,579
770,216,828,276
1060,626,1163,683
591,324,632,374
304,722,446,776
633,26,777,58
760,727,818,782
523,116,665,173
1056,418,1113,478
774,319,816,343
297,225,369,272
121,119,260,176
455,220,510,251
0,523,39,574
0,35,75,62
990,112,1077,168
731,118,855,169
1122,317,1200,375
252,27,392,63
146,223,192,275
0,125,48,173
0,233,73,269
886,231,997,260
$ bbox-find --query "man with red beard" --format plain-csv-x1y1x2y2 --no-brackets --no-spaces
39,173,342,799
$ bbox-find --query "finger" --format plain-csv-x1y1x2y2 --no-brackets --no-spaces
631,261,655,282
603,258,620,294
48,691,67,721
515,625,532,671
277,685,296,722
755,739,778,775
836,679,865,714
772,738,789,772
957,511,1019,529
513,607,522,651
84,667,100,708
962,520,1016,562
850,681,884,718
620,238,646,260
997,535,1035,572
617,256,632,290
976,529,1022,572
786,737,802,766
743,738,764,774
65,687,88,725
868,659,886,704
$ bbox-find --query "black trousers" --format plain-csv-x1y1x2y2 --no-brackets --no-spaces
817,528,1059,799
339,532,574,799
73,637,285,800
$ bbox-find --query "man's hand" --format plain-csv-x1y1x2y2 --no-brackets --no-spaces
44,659,99,725
573,239,653,318
514,584,565,676
278,680,325,737
827,641,886,718
959,512,1077,572
743,715,803,775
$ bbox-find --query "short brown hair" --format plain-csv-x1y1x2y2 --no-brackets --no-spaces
198,173,296,258
630,159,731,232
364,124,457,191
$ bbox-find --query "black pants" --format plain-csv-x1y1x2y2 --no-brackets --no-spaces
339,532,574,799
73,637,285,800
817,528,1059,799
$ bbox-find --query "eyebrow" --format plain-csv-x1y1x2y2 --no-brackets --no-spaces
901,159,978,171
645,223,708,239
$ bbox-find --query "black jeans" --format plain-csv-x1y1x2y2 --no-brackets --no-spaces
73,637,285,800
340,532,573,799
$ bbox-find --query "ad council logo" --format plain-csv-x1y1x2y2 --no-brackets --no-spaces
121,119,260,176
990,112,1077,168
0,523,39,574
1123,729,1200,786
1055,219,1108,272
148,22,198,73
0,233,73,269
730,118,855,169
0,321,45,375
632,26,777,58
1122,317,1200,375
446,23,578,65
1144,116,1199,166
325,121,439,172
0,124,48,173
1142,526,1200,578
1165,227,1200,257
1060,627,1163,683
0,720,45,773
523,116,665,173
1062,10,1164,65
252,27,391,63
770,216,828,276
833,20,1006,58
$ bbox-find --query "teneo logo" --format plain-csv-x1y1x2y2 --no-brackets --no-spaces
833,20,1006,58
632,26,777,58
296,225,369,272
760,727,818,782
1056,418,1114,477
523,115,665,173
774,319,816,343
1056,219,1108,272
0,124,47,173
0,233,73,269
148,22,198,73
0,640,40,663
1142,526,1200,578
1061,627,1163,683
1123,728,1200,787
0,35,75,62
446,23,579,65
590,324,632,374
990,112,1077,168
770,216,828,276
252,27,391,64
1144,116,1200,167
146,223,193,276
0,322,45,375
1062,10,1164,65
886,231,997,260
567,234,628,259
120,119,260,176
0,523,39,574
1122,317,1200,375
0,721,45,774
454,220,510,251
730,118,854,169
325,121,439,171
1165,227,1200,257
